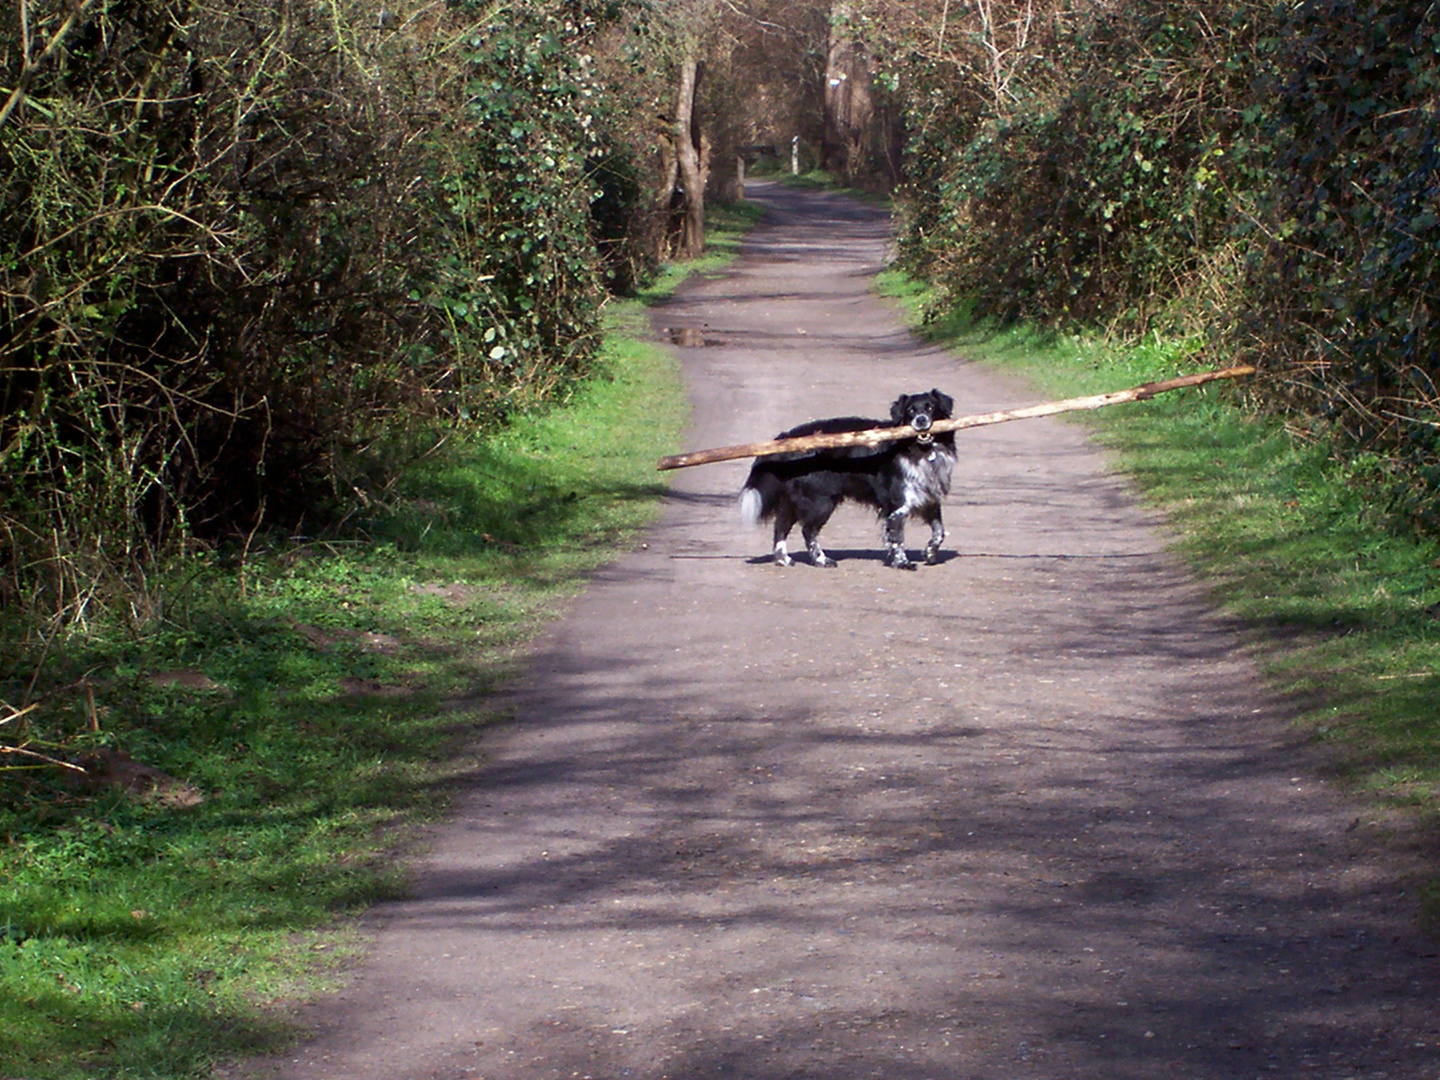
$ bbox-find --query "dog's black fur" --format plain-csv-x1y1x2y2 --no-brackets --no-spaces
739,390,958,569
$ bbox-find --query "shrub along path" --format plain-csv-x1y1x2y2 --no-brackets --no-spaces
243,181,1439,1079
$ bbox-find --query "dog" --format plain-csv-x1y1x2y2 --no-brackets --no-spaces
738,390,957,569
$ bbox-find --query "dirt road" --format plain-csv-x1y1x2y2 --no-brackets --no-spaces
253,181,1439,1079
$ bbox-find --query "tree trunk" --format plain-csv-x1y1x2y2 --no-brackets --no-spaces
654,128,679,261
822,2,874,182
674,45,705,258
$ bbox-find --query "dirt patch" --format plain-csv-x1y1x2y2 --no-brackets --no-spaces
410,582,484,605
289,621,403,654
336,677,419,698
147,669,225,692
83,748,204,809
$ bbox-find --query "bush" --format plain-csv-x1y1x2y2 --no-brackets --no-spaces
0,0,629,629
892,1,1249,328
880,0,1440,538
1226,0,1440,534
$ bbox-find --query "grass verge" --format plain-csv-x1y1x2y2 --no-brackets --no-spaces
633,200,766,302
765,167,889,204
0,207,761,1080
878,273,1440,923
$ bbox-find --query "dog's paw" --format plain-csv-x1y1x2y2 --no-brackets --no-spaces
813,555,838,568
884,552,915,570
773,553,794,567
924,548,942,565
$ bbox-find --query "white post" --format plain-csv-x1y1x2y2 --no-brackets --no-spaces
791,135,800,175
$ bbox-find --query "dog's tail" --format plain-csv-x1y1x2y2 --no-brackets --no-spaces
740,464,784,526
739,484,765,527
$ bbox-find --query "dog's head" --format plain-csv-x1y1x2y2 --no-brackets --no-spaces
890,389,955,433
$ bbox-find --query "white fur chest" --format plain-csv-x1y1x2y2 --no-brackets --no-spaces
898,443,957,511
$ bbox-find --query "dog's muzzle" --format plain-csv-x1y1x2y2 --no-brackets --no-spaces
911,414,934,443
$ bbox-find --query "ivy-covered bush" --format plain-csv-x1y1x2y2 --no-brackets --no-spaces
881,0,1440,537
892,1,1249,327
0,0,633,619
420,7,629,423
1228,0,1440,533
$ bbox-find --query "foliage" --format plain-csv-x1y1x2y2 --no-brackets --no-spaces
591,0,830,262
0,190,773,1068
866,0,1440,539
859,0,1071,249
1227,0,1440,536
0,0,635,638
878,0,1249,326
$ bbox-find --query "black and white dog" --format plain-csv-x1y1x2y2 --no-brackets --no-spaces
739,390,957,569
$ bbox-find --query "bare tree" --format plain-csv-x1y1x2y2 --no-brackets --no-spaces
859,0,1074,119
822,2,876,180
673,31,709,256
620,1,726,259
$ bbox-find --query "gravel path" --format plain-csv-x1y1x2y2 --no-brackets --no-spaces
249,181,1439,1080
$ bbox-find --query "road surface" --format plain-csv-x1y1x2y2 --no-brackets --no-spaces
246,180,1439,1080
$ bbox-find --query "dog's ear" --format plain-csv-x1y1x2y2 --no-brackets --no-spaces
890,395,909,424
931,389,955,416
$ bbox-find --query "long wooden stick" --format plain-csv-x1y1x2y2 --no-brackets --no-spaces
657,365,1255,471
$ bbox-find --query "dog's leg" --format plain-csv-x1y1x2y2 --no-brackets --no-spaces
921,507,946,565
801,498,839,567
772,504,796,567
882,510,915,570
802,523,837,568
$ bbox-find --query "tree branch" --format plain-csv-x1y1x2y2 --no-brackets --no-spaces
657,365,1257,470
0,0,98,133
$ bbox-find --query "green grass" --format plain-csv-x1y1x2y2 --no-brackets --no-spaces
632,199,766,301
879,272,1440,919
769,168,890,204
0,208,762,1079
